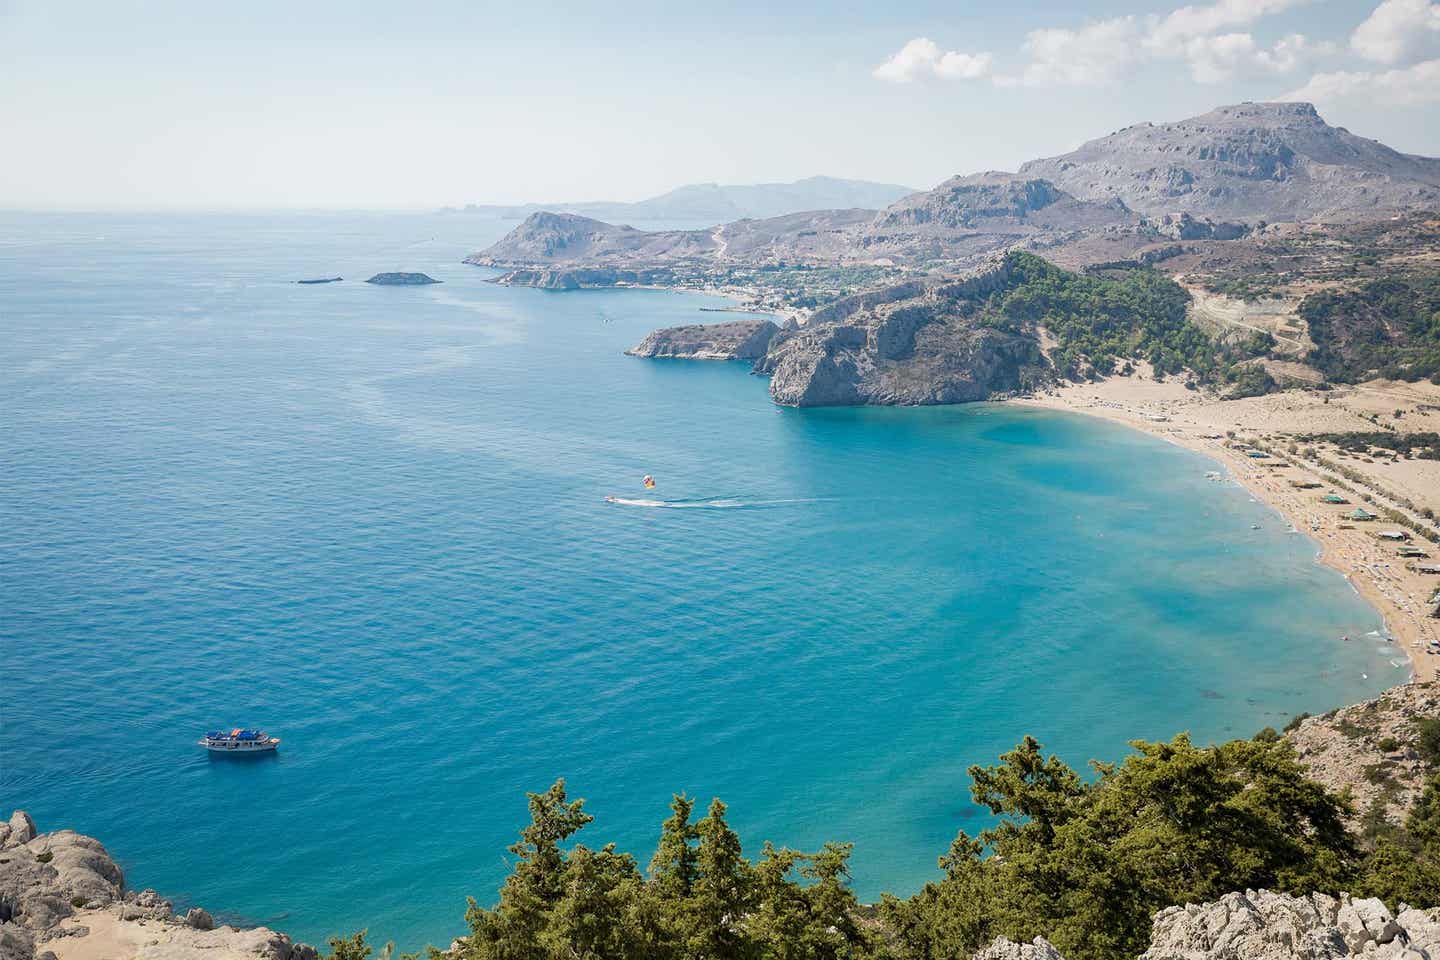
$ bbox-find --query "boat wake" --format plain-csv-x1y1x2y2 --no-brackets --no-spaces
604,496,820,510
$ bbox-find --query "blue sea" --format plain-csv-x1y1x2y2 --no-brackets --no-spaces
0,212,1406,949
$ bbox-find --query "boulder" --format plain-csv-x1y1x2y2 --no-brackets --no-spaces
184,908,215,931
6,814,35,847
1140,889,1440,959
971,936,1066,959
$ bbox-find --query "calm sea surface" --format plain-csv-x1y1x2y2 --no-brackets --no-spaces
0,212,1406,948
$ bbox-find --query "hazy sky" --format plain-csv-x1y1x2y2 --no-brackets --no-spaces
3,0,1438,210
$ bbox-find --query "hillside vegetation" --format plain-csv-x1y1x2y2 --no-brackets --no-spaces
1301,273,1440,384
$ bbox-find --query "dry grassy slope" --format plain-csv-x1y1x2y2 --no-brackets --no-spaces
1286,681,1438,826
1183,287,1310,355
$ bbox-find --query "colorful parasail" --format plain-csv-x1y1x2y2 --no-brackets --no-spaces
642,475,655,489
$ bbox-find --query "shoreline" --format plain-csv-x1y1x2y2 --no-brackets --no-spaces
1013,375,1440,683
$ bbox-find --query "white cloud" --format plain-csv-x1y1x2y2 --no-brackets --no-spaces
1146,0,1305,51
1018,17,1141,87
1283,57,1440,104
935,50,993,79
873,37,992,82
875,0,1329,89
1350,0,1440,65
1176,31,1334,83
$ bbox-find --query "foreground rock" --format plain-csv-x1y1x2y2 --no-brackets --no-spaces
626,319,779,360
965,891,1440,960
1286,680,1438,826
0,812,312,960
1140,890,1439,960
365,272,440,285
971,937,1065,959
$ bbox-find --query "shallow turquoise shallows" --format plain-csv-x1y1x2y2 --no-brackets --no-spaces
0,213,1406,949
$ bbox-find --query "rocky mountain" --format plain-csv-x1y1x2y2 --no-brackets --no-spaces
454,175,917,224
626,319,779,360
1020,102,1440,224
468,209,872,271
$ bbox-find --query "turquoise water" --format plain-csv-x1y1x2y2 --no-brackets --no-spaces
0,212,1405,949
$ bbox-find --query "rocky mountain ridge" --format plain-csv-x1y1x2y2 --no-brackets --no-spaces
1020,102,1440,224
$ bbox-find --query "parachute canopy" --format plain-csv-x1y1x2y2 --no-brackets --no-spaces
642,474,655,489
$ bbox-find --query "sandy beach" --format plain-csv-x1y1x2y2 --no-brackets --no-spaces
1015,369,1440,682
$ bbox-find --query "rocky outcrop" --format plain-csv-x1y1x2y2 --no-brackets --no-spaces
1285,680,1437,826
365,272,440,285
1139,890,1440,960
626,319,779,360
1020,102,1440,223
0,812,313,960
1143,214,1248,242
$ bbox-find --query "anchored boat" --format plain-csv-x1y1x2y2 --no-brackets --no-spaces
198,728,280,753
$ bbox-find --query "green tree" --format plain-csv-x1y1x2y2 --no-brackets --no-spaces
461,779,595,960
689,799,755,960
1360,774,1440,906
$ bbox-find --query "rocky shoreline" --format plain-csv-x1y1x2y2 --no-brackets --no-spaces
0,811,315,960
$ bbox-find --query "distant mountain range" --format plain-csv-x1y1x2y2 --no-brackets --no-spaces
448,175,917,224
470,102,1440,278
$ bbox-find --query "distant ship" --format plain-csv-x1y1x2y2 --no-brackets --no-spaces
198,728,280,753
297,277,342,284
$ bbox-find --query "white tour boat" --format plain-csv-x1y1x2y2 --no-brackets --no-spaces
198,728,281,753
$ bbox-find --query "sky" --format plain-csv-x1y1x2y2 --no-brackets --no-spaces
2,0,1439,210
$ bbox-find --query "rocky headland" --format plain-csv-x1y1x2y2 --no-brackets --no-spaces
0,811,314,960
625,319,778,360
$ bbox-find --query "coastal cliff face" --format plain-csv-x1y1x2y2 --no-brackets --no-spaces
749,260,1050,407
625,319,778,360
0,812,313,960
757,302,1043,406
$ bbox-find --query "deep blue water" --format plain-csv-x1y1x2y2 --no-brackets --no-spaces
0,212,1405,949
